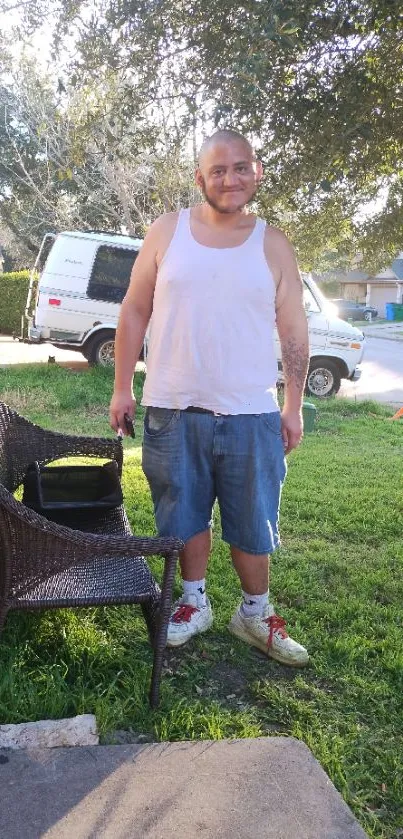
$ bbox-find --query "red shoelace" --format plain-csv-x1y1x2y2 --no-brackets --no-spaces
264,614,288,647
171,604,198,623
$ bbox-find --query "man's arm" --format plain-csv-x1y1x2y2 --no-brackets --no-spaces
266,228,309,453
109,217,164,434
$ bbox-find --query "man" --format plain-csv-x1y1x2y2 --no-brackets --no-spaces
109,128,309,666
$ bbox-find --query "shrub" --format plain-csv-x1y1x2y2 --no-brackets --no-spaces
0,271,35,335
317,278,341,298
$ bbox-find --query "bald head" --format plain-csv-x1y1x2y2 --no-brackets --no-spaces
198,129,256,169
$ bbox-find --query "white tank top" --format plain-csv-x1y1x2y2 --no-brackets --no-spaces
142,208,279,414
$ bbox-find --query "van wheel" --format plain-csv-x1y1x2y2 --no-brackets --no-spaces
86,332,116,366
85,334,145,366
305,360,341,398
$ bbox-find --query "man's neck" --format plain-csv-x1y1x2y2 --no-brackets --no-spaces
198,203,253,229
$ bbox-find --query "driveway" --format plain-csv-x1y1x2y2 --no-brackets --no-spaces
339,337,403,406
0,336,87,367
339,323,403,407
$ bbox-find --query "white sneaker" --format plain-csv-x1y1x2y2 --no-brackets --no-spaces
228,603,309,667
166,594,213,648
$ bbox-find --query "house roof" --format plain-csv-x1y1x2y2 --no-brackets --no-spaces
376,268,397,279
343,269,370,281
392,258,403,280
339,260,403,285
319,251,403,285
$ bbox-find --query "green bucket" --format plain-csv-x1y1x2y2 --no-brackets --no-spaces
302,401,317,433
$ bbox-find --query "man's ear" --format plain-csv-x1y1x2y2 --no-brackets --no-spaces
255,159,263,182
195,168,203,189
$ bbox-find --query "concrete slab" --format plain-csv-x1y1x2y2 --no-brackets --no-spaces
0,714,98,749
0,737,369,839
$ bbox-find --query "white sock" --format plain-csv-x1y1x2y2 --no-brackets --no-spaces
183,579,207,607
241,590,269,617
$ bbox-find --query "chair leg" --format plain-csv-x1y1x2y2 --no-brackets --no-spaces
149,550,178,709
141,596,160,646
0,604,9,634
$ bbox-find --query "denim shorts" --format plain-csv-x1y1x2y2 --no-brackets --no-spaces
142,408,287,555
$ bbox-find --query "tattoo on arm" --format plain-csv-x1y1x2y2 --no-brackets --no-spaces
281,338,310,393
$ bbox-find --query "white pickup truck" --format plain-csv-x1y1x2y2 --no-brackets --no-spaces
22,229,365,398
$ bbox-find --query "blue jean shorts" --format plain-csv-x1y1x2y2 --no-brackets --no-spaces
142,408,287,555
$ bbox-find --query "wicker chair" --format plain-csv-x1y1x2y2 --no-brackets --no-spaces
0,402,183,707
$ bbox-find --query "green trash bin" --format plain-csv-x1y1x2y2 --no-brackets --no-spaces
302,401,317,433
393,304,403,321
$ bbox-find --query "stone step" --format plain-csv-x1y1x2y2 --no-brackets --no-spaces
0,736,368,838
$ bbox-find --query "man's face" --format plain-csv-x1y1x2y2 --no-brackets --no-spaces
195,140,262,214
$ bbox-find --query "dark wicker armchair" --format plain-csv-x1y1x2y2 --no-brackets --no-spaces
0,402,183,707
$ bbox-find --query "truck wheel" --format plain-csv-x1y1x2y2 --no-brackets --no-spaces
86,332,116,366
305,360,341,398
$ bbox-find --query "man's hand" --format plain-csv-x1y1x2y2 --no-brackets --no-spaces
281,407,303,455
109,391,136,436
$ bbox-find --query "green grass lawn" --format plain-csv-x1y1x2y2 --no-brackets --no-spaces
0,364,402,838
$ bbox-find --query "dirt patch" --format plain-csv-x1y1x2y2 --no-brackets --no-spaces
58,361,89,370
163,650,252,703
208,662,249,695
101,730,155,746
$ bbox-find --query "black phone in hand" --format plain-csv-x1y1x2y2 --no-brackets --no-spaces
123,413,135,438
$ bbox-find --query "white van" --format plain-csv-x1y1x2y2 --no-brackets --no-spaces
23,230,142,365
23,229,365,397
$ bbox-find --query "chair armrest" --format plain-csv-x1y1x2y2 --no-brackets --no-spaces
55,527,184,558
38,430,123,476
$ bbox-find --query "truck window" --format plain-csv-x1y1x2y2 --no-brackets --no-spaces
88,245,139,303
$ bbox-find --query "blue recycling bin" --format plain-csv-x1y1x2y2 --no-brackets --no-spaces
385,303,395,321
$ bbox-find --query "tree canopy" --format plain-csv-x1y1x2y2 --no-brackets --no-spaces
1,0,402,271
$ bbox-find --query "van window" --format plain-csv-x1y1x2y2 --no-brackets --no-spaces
303,283,321,314
88,245,139,303
39,234,56,271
